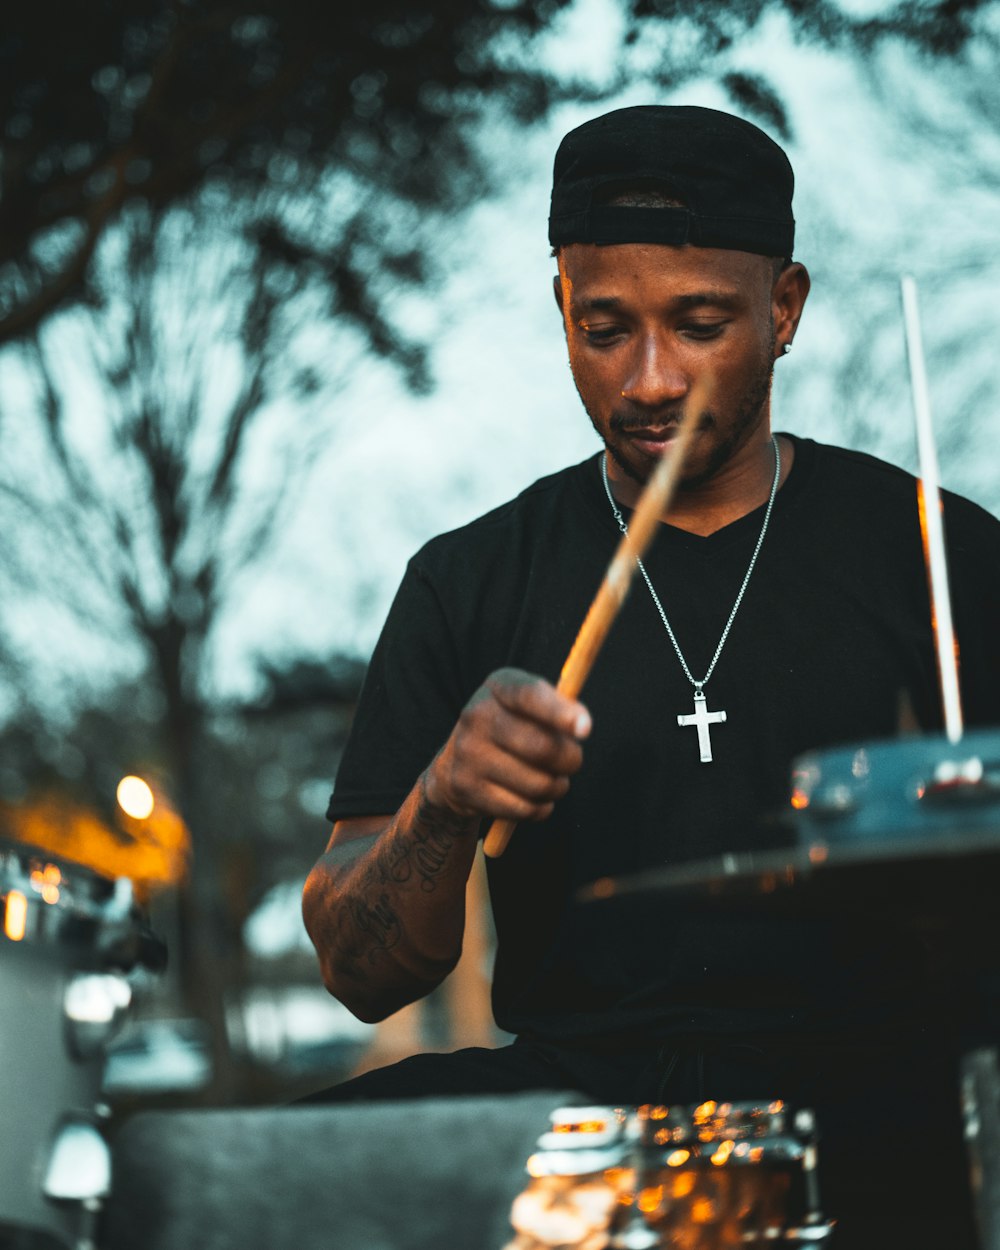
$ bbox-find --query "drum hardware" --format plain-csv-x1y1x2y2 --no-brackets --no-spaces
43,1115,113,1203
585,732,1000,924
611,1109,675,1250
505,1100,834,1249
921,757,1000,804
900,273,963,743
800,750,1000,820
1,840,165,1250
790,730,1000,850
581,728,1000,1245
961,1049,1000,1250
63,975,133,1061
41,1113,113,1250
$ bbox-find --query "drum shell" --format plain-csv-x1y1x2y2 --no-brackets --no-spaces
505,1102,828,1249
0,939,109,1248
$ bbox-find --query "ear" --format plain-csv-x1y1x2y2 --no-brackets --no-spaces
553,273,565,316
772,262,810,355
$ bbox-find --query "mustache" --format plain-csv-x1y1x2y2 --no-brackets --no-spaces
609,408,714,433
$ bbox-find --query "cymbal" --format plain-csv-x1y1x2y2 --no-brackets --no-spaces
579,823,1000,923
581,730,1000,926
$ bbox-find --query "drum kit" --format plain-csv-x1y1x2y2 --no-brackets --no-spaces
566,726,1000,1249
0,841,164,1250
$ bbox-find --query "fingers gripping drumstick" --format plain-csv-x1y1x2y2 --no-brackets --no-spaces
482,381,707,859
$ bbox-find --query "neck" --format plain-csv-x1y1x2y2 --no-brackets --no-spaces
605,430,792,537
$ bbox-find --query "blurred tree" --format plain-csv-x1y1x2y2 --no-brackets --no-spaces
0,192,384,1097
0,0,576,347
2,0,991,346
773,7,1000,506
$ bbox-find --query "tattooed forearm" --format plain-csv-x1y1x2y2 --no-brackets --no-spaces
375,773,477,893
347,892,402,963
318,770,479,998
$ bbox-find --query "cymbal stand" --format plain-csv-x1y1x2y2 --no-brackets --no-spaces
962,1049,1000,1250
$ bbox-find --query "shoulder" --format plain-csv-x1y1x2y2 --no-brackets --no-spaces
408,455,603,579
794,436,920,496
789,435,1000,544
380,454,608,691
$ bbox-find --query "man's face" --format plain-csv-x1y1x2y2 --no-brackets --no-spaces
555,243,786,492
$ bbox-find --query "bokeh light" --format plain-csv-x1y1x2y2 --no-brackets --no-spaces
117,775,155,820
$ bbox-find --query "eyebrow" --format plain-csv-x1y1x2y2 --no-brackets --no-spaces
674,291,743,310
574,291,744,313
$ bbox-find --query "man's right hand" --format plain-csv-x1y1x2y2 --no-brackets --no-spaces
304,668,590,1020
424,667,591,823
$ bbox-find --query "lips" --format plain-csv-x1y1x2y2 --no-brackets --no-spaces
622,425,679,456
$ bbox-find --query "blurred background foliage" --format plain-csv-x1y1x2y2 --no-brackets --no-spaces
1,0,998,1102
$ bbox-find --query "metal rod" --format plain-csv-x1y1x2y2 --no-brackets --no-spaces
900,274,963,743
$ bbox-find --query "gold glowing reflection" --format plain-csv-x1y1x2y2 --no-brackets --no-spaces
672,1170,696,1199
30,863,62,904
691,1196,716,1223
3,890,28,940
710,1139,734,1166
553,1118,609,1135
637,1185,663,1214
507,1099,813,1249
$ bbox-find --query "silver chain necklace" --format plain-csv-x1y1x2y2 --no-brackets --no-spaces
601,436,781,763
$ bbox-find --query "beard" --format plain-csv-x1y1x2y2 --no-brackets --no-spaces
585,338,777,490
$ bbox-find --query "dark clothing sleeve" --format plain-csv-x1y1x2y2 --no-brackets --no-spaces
944,493,1000,727
327,560,466,822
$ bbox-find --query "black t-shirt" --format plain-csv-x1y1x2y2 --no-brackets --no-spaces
329,436,1000,1047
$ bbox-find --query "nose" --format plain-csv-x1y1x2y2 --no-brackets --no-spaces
620,334,687,409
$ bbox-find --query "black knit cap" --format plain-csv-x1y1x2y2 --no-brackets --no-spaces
549,105,795,258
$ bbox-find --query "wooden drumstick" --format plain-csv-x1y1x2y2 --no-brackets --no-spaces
482,380,707,859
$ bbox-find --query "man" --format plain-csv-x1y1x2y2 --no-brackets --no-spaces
303,106,1000,1244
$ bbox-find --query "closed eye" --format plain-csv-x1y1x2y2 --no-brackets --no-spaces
579,323,625,345
679,320,729,340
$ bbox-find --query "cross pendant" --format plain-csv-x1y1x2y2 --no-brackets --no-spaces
677,690,727,763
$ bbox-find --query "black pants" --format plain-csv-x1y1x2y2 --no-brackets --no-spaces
302,1034,978,1249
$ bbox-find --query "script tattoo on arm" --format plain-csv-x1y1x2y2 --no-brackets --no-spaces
378,774,476,893
326,773,479,986
339,893,402,968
